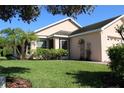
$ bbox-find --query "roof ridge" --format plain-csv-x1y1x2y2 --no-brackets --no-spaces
82,15,121,28
70,15,122,36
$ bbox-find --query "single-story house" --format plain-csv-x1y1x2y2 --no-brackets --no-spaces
31,15,124,62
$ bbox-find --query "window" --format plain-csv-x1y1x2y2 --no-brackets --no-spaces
60,39,68,49
37,38,48,48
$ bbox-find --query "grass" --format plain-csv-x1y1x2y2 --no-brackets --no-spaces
0,60,110,88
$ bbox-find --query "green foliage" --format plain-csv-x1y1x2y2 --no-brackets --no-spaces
0,6,40,23
0,60,109,88
2,47,13,56
0,5,95,23
34,48,68,60
35,48,51,60
0,28,37,59
46,5,95,18
107,44,124,78
56,48,68,57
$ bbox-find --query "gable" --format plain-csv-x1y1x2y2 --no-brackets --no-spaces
101,15,124,31
35,18,81,37
70,15,124,37
102,17,124,38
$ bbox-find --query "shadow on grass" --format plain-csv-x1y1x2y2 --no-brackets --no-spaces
0,66,30,76
66,71,124,88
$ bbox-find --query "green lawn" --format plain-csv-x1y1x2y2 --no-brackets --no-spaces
0,60,110,88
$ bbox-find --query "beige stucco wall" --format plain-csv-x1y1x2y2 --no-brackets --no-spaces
101,18,124,62
30,41,37,53
31,17,124,62
31,20,79,50
53,38,59,49
35,20,79,36
70,31,102,61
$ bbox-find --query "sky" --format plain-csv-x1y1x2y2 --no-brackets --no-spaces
0,5,124,32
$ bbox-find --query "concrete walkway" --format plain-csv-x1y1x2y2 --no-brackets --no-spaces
86,61,109,65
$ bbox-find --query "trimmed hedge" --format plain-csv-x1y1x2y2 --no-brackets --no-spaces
34,48,68,60
107,44,124,78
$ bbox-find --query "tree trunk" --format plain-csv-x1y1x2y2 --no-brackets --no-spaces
13,46,17,57
119,33,124,41
20,43,26,60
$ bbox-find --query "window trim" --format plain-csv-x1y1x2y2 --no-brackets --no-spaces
59,39,68,49
37,38,48,48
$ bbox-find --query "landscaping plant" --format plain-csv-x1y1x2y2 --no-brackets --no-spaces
0,28,37,60
34,48,68,60
107,44,124,78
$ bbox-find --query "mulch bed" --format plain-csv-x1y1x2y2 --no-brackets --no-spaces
6,77,32,88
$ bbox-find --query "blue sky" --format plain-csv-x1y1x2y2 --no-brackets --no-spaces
0,5,124,32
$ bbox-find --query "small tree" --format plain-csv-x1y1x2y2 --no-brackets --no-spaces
17,31,37,59
107,25,124,79
115,25,124,41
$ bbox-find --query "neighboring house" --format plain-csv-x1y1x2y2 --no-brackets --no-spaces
31,15,124,62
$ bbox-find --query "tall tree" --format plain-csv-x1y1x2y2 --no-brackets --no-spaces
0,5,95,23
45,5,95,18
0,6,40,23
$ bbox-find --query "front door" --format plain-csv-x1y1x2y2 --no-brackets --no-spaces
49,39,54,49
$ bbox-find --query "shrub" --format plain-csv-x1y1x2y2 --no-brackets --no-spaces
34,48,68,60
107,44,124,78
50,49,58,59
34,48,50,60
56,48,68,57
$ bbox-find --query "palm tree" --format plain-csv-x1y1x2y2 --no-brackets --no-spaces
0,36,13,56
0,28,37,60
0,28,17,56
17,31,37,59
0,28,24,56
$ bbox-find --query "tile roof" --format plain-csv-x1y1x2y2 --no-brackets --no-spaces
52,30,72,36
71,15,121,35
